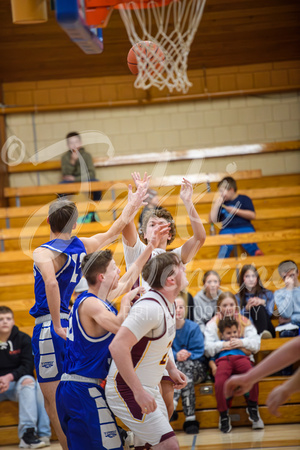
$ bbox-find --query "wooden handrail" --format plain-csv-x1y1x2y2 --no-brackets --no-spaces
7,141,300,173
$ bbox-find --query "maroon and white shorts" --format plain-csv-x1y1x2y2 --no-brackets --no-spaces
105,381,175,447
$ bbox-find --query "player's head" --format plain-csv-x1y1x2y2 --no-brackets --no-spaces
0,306,14,336
142,252,187,293
82,250,120,291
66,131,82,151
218,317,239,341
48,199,78,234
278,260,298,281
139,207,176,245
217,292,239,318
218,176,237,200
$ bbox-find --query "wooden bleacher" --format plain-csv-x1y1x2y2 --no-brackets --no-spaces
0,169,299,444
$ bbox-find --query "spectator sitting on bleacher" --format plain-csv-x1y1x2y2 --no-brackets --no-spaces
171,294,207,435
274,260,300,376
193,270,222,333
61,131,102,202
0,306,51,448
209,176,264,258
236,264,275,339
274,260,300,334
205,292,261,433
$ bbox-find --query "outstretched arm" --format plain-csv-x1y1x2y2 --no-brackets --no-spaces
82,182,147,253
122,172,151,247
224,336,300,399
180,178,206,263
33,247,67,340
107,222,170,301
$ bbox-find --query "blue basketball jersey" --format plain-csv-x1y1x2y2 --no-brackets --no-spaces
30,237,86,318
64,292,118,379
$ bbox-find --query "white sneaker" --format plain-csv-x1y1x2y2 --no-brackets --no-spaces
39,437,51,446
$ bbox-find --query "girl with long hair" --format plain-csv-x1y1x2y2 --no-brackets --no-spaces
236,264,275,338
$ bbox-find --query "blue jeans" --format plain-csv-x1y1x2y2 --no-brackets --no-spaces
0,375,51,438
218,226,260,258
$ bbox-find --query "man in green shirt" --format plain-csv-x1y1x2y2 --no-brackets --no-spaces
61,132,102,201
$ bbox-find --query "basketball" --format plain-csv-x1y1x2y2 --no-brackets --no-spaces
127,40,165,76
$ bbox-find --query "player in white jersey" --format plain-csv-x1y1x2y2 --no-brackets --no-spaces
106,252,188,450
122,173,206,418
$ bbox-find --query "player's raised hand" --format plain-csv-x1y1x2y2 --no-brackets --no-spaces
224,373,253,399
149,223,171,248
131,172,151,191
127,182,148,211
134,388,157,415
180,178,193,204
122,286,146,306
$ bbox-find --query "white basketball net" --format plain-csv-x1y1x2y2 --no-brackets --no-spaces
118,0,206,93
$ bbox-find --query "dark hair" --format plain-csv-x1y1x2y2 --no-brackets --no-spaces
218,176,237,192
81,250,113,286
139,207,176,245
142,252,181,289
66,132,81,141
0,306,14,316
238,264,265,311
218,317,238,334
203,270,221,284
278,260,298,278
48,199,78,234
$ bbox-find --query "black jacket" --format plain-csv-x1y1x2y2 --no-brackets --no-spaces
0,325,34,381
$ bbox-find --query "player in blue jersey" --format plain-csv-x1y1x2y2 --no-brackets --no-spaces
56,223,169,450
30,182,148,450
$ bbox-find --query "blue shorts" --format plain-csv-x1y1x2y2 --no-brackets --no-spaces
32,318,68,383
56,381,122,450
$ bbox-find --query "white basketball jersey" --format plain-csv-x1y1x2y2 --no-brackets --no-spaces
108,290,176,388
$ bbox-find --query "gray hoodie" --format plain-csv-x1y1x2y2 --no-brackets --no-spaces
193,288,222,333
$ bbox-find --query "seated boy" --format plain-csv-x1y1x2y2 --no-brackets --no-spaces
209,317,264,433
210,176,263,258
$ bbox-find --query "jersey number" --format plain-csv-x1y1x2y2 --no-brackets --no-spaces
159,341,172,366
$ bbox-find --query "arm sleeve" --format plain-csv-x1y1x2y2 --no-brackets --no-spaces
12,334,34,382
240,195,255,212
274,289,293,318
188,325,205,360
204,321,224,357
264,290,275,317
61,152,74,177
75,152,95,182
122,237,145,270
241,323,261,354
192,295,206,333
121,300,164,342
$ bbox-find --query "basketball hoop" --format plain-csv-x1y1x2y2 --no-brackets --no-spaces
117,0,206,93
